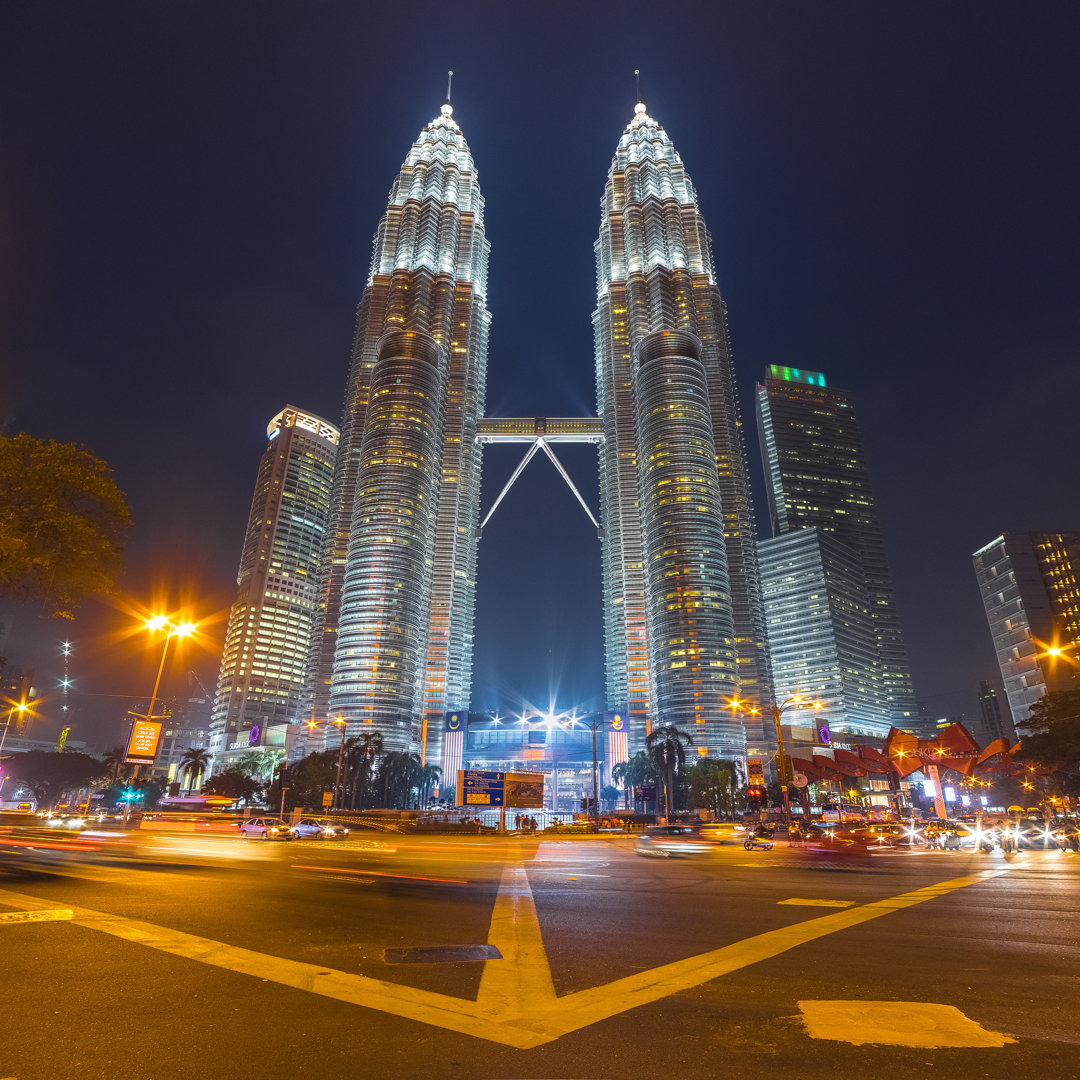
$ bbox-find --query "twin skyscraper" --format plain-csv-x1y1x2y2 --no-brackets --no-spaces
210,96,913,775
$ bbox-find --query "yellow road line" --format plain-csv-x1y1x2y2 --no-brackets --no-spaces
0,907,73,924
777,898,855,908
0,869,1005,1049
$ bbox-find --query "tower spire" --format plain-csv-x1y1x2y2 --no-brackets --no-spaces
446,69,453,103
634,68,640,102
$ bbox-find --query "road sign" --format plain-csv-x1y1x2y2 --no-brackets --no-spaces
791,773,809,789
322,791,333,807
747,757,765,785
458,770,505,806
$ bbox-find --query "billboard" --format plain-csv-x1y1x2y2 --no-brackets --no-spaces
504,773,544,809
125,717,163,766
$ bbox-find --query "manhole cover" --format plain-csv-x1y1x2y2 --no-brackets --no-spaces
383,944,502,964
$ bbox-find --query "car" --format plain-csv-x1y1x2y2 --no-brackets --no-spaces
696,822,744,844
291,817,350,840
634,824,713,858
1016,821,1062,849
238,817,294,840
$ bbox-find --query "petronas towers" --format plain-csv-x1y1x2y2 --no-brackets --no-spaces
297,96,771,768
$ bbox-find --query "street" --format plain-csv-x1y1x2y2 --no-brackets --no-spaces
2,834,1078,1079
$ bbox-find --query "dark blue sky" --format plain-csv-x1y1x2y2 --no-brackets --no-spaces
3,1,1078,747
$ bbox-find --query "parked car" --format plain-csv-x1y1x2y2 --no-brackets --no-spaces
238,817,294,840
291,818,350,840
635,824,713,858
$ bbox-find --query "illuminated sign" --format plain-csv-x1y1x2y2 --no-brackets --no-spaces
606,712,626,732
125,718,163,766
769,364,826,387
456,770,545,809
248,724,261,746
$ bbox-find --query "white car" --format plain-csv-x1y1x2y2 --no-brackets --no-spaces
238,817,294,840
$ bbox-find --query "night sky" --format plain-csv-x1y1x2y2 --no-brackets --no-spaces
3,1,1078,749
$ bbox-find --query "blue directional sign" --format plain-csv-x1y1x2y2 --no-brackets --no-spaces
459,769,505,807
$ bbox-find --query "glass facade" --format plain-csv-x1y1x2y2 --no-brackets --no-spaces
308,104,490,763
756,369,917,728
593,103,771,756
973,531,1080,732
759,528,888,737
211,407,339,768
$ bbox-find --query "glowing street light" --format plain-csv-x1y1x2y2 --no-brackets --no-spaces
729,693,823,827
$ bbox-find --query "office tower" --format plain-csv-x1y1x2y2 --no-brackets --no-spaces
972,531,1080,732
976,680,1010,744
210,407,339,767
312,103,490,758
756,365,916,728
758,528,888,736
594,102,771,758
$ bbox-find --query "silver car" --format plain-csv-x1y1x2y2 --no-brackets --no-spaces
291,817,350,840
238,817,294,840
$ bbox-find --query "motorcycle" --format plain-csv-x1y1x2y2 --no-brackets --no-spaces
743,830,774,851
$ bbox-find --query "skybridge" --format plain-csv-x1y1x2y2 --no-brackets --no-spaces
475,417,605,536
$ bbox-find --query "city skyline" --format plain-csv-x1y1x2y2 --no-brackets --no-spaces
3,4,1078,749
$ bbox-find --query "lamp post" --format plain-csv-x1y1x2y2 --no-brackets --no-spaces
123,615,195,824
730,694,822,828
0,703,30,804
305,715,349,810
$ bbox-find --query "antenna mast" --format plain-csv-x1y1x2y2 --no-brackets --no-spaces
446,69,453,103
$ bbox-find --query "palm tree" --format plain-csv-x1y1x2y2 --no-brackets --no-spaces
345,731,384,809
612,752,657,810
416,763,442,808
179,747,210,794
646,725,693,822
102,745,127,785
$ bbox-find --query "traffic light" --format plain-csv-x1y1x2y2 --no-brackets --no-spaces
580,797,596,813
746,786,764,807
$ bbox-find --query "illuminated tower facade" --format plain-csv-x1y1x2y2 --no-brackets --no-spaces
756,366,917,729
211,407,339,768
309,104,490,758
594,103,771,758
973,531,1080,732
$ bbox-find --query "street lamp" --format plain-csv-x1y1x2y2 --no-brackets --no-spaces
561,714,604,822
305,714,348,809
0,702,31,804
123,615,195,823
729,694,822,828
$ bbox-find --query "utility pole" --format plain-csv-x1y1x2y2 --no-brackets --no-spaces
771,703,793,828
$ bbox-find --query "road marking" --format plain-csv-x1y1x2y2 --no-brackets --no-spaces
777,898,855,908
797,999,1015,1047
292,864,469,885
0,868,1005,1049
0,907,73,924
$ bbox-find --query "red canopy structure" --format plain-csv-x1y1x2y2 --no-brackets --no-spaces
831,747,867,777
856,745,892,774
884,722,981,777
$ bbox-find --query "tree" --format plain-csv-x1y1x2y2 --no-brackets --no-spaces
202,768,261,805
600,784,620,811
377,750,422,808
179,747,210,794
686,758,739,818
1018,691,1080,771
344,731,384,809
267,750,336,813
0,433,131,619
612,752,657,810
4,751,105,808
645,725,693,821
231,748,284,781
101,745,128,785
416,763,442,808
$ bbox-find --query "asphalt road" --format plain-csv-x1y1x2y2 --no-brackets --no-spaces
1,833,1078,1080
